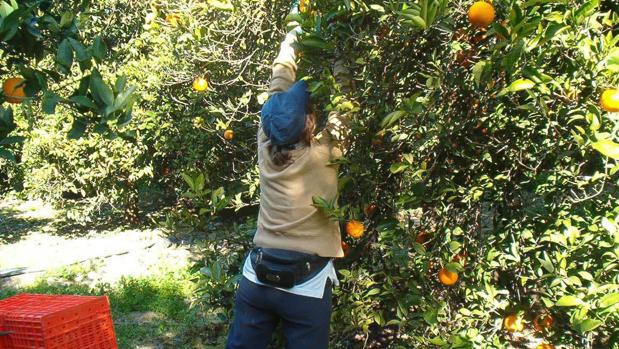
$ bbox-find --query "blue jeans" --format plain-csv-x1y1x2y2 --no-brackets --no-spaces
225,276,333,349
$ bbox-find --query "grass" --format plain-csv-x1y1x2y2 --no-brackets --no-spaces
0,265,227,348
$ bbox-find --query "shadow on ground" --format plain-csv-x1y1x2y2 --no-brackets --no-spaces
0,206,54,244
0,199,140,244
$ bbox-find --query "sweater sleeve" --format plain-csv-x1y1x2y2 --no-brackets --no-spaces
268,32,299,96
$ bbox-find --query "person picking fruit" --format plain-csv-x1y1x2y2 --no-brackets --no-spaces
225,3,355,349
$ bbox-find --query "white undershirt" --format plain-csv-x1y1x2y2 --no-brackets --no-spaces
242,254,339,299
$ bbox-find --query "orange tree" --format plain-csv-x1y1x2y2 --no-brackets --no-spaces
163,0,618,347
0,0,135,196
283,0,618,347
4,0,618,347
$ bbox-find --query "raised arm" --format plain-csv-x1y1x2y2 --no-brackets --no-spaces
259,27,302,144
268,30,300,96
316,59,355,158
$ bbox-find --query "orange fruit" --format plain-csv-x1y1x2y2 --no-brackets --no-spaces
533,314,553,331
536,344,555,349
346,220,364,239
468,1,495,28
504,314,524,332
364,204,377,217
2,77,27,104
193,77,208,92
165,14,180,27
600,89,619,112
438,268,458,286
224,129,234,140
341,241,351,257
415,231,430,244
299,0,308,13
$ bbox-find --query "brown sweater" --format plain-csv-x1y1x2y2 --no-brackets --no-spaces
253,33,352,257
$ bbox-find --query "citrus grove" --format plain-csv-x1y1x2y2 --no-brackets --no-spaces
1,0,618,348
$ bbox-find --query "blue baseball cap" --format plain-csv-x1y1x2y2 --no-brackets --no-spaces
260,80,310,146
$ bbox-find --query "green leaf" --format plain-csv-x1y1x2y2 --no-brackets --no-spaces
0,1,15,18
181,173,194,190
428,337,447,345
574,0,599,21
56,39,74,72
207,0,234,11
117,108,133,128
509,78,535,92
445,262,463,273
42,91,62,114
59,11,74,28
577,319,602,334
0,148,15,162
112,86,136,112
381,110,407,128
423,308,438,325
501,40,524,75
69,95,98,110
68,38,91,62
591,139,619,159
0,135,24,145
598,293,619,308
491,22,509,40
299,36,332,50
366,288,381,296
556,295,583,307
89,69,114,107
369,4,385,12
472,61,489,87
605,47,619,72
67,118,88,139
390,162,409,174
91,36,107,61
338,269,351,278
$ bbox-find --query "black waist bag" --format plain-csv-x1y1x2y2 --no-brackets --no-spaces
250,247,330,289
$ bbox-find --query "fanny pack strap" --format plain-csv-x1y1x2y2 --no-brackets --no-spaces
250,247,330,288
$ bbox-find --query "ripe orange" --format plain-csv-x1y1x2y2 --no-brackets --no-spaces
364,204,377,217
165,14,180,27
536,344,555,349
224,129,234,140
193,77,208,92
533,314,553,331
438,268,458,286
600,89,619,112
504,314,524,332
2,77,26,104
468,1,495,28
415,231,430,244
299,0,308,13
346,220,364,239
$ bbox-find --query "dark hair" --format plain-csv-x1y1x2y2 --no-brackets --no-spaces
268,103,316,167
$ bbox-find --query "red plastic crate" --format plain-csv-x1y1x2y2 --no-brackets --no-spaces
0,294,117,349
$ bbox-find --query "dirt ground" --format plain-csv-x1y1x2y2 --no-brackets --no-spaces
0,199,192,288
